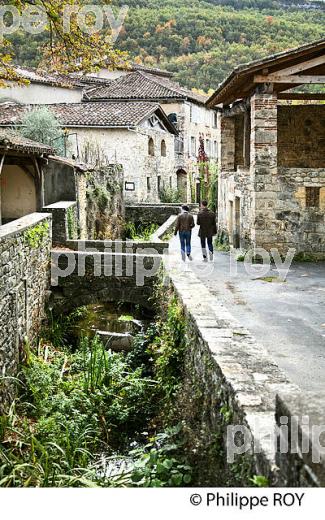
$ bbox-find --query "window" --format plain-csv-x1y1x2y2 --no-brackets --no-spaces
157,175,161,194
169,176,172,188
190,136,196,156
161,140,167,157
306,187,320,208
148,137,155,156
147,177,151,192
175,137,184,155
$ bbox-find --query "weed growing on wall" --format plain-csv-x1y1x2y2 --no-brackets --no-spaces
67,207,77,240
125,222,159,241
24,221,49,249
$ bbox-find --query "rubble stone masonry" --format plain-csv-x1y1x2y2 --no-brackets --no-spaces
0,213,52,410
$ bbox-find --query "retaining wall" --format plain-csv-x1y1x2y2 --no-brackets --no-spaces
0,213,52,410
126,203,198,227
43,201,78,246
51,249,162,312
165,257,325,486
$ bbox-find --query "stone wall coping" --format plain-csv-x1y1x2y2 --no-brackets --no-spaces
65,240,169,253
0,213,51,241
43,201,77,209
126,203,199,208
52,249,163,258
151,215,177,242
276,391,325,486
165,258,302,474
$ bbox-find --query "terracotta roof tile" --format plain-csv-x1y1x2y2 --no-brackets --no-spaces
0,128,54,154
85,71,207,105
0,101,177,133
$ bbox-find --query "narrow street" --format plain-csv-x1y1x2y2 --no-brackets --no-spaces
170,220,325,393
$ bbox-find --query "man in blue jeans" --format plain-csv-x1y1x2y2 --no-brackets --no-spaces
174,205,195,261
197,200,217,261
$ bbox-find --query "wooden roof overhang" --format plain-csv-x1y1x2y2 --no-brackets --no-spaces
206,38,325,108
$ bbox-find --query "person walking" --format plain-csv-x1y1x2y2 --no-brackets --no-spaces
197,200,217,261
174,205,195,261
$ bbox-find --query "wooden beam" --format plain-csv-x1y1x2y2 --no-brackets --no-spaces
278,92,325,100
33,157,44,210
270,55,325,76
254,74,325,84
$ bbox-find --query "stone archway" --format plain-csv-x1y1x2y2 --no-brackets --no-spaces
176,169,187,202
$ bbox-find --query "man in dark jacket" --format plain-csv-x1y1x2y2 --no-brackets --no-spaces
197,200,217,261
174,205,195,261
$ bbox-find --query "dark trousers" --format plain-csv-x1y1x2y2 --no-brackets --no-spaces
179,230,192,256
200,236,213,257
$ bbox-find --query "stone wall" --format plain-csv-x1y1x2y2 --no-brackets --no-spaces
77,164,125,240
0,213,52,410
218,168,252,249
165,257,325,486
51,249,162,312
125,203,198,227
43,201,78,246
278,105,325,168
276,391,325,486
43,159,77,206
276,167,325,257
66,238,169,255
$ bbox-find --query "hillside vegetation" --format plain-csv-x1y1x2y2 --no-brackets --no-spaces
9,0,325,92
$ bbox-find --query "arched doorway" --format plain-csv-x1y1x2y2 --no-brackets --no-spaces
1,164,37,223
176,169,187,201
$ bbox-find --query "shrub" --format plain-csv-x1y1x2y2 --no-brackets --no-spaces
20,107,65,156
159,186,182,203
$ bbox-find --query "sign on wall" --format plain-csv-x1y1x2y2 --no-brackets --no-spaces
125,182,135,191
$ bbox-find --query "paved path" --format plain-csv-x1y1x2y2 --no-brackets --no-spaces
170,221,325,393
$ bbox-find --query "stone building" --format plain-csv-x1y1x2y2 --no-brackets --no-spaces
0,129,54,224
207,38,325,257
0,100,177,203
85,70,219,201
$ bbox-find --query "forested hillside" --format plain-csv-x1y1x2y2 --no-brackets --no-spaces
9,0,325,92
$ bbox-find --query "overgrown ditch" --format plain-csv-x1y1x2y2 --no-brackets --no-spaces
0,280,261,487
0,285,193,487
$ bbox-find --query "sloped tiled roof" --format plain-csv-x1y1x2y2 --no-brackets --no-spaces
84,71,207,105
0,128,54,155
10,66,84,89
0,101,177,133
131,63,173,78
